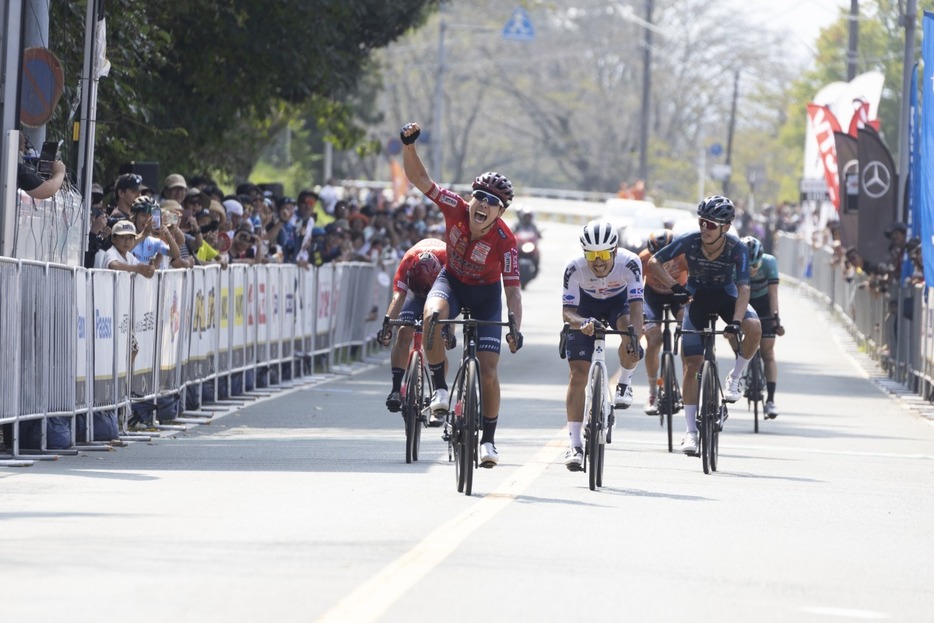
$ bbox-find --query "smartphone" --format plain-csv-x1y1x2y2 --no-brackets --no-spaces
151,207,162,230
37,140,62,179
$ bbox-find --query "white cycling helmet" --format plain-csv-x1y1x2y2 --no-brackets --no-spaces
580,220,619,251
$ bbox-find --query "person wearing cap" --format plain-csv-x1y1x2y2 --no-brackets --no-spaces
223,198,245,233
98,220,156,278
107,173,143,224
161,174,188,204
128,196,185,269
160,199,197,268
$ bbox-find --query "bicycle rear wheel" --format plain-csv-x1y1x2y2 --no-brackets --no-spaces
462,359,481,496
699,361,718,475
661,352,676,453
403,352,423,464
588,368,605,491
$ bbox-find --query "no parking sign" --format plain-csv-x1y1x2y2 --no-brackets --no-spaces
20,47,64,127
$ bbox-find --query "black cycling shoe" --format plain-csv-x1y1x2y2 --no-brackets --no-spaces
385,391,402,413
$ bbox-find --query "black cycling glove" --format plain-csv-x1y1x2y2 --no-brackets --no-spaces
670,283,691,304
376,328,392,347
506,331,523,352
723,320,742,335
400,123,420,145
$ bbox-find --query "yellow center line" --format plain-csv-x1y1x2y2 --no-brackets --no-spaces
315,432,567,623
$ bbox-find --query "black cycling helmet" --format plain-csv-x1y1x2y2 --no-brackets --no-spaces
741,235,764,264
472,171,514,208
696,195,735,224
647,229,674,254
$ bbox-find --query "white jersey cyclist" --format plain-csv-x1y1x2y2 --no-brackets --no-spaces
562,250,644,306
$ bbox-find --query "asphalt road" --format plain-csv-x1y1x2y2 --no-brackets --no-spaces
3,222,933,623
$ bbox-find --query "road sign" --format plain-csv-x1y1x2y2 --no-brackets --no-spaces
709,142,723,157
20,47,64,128
710,164,732,181
503,7,535,41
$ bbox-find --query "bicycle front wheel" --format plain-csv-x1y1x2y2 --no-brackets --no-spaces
661,352,676,453
587,366,605,491
403,351,423,464
462,359,481,496
699,360,719,475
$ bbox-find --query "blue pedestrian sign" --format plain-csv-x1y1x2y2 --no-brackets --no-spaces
503,7,534,42
709,143,723,157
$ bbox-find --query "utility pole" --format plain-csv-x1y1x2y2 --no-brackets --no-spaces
722,69,740,197
846,0,859,81
637,0,653,185
896,0,917,224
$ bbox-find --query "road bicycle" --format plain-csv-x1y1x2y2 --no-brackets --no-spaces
656,304,683,453
559,321,637,491
427,308,518,497
743,348,766,434
678,313,735,474
381,316,432,464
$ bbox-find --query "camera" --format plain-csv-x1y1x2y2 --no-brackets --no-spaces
36,140,62,180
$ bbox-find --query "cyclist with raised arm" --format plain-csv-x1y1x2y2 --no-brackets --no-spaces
647,196,761,455
400,121,523,469
562,220,644,471
377,238,447,418
741,235,785,418
639,229,688,415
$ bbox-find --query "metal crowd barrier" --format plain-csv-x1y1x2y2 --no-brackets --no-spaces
0,258,397,464
775,232,934,406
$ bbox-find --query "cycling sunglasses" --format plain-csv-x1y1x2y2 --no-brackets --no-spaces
584,249,614,262
471,189,503,208
698,218,721,230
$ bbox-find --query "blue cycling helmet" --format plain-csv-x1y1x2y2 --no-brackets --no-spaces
696,195,735,224
741,236,763,264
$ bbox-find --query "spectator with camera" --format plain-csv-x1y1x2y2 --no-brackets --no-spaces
17,134,66,201
228,224,266,264
127,196,184,269
107,173,143,224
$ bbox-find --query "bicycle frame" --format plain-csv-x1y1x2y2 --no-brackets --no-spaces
657,304,682,453
383,316,433,463
427,308,517,496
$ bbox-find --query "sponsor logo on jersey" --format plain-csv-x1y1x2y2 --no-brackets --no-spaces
471,242,491,264
441,195,457,207
429,186,440,200
503,250,512,274
563,294,576,303
497,227,507,239
563,264,577,290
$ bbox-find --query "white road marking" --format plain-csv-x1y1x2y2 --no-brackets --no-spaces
315,433,567,623
800,606,891,619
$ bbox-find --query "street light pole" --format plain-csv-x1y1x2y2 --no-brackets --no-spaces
896,0,917,224
847,0,859,81
431,17,447,181
638,0,653,184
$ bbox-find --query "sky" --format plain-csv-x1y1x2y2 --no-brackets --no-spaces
739,0,851,60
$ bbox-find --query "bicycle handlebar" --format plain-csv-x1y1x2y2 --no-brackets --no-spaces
426,311,517,351
558,321,637,360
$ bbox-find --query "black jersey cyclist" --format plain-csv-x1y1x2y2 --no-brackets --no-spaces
647,195,761,455
742,236,785,418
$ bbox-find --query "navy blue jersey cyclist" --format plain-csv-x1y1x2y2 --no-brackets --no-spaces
647,195,761,456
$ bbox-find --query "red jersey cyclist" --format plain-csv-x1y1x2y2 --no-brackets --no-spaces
377,238,447,416
400,121,523,469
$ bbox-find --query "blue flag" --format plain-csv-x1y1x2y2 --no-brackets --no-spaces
921,12,934,286
910,62,921,237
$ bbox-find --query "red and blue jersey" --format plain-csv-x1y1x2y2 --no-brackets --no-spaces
425,183,520,288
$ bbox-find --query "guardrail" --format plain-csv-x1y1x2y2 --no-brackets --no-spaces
0,259,397,466
775,232,933,405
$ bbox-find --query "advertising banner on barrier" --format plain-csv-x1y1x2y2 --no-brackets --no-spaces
91,271,116,407
131,274,159,398
268,266,282,361
219,268,231,372
159,270,187,392
315,263,333,352
188,267,218,380
282,265,297,363
301,268,316,355
255,264,270,363
115,272,133,403
232,265,248,370
333,263,348,349
76,268,89,409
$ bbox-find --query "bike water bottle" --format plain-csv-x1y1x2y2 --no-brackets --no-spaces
454,401,463,417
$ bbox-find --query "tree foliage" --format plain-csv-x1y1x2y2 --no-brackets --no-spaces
48,0,435,187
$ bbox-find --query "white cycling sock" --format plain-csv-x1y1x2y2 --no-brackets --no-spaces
684,405,698,433
568,422,583,448
730,356,750,379
619,366,635,386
